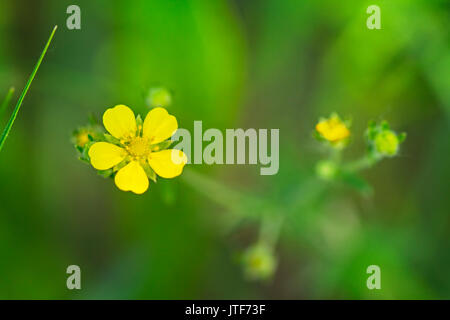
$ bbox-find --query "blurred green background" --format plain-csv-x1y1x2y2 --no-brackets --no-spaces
0,0,449,299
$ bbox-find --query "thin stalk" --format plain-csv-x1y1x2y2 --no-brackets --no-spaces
258,214,284,250
0,25,57,152
344,154,378,172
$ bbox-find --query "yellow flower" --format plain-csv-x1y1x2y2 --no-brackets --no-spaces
88,105,187,194
315,114,350,143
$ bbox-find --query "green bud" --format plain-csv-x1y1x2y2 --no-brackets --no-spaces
374,130,399,157
72,125,104,148
146,87,172,108
365,120,406,158
242,244,277,281
316,160,338,180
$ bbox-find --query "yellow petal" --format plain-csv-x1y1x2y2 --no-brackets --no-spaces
88,142,126,170
148,149,187,179
315,118,350,142
143,107,178,144
103,105,137,140
114,161,149,194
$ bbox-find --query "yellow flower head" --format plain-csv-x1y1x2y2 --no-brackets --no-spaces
315,114,350,143
374,130,399,157
88,105,187,194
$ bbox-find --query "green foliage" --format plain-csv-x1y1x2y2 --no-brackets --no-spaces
0,0,447,299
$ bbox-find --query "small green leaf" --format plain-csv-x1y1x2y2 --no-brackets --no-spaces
142,162,157,182
98,168,114,178
78,156,90,164
112,159,128,172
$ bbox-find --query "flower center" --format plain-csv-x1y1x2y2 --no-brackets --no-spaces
126,137,151,159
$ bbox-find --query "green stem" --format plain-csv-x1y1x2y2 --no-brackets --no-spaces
0,25,57,152
329,146,342,164
344,154,378,172
0,87,15,119
181,168,274,220
258,214,284,250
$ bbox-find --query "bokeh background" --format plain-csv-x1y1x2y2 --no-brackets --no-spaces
0,0,449,299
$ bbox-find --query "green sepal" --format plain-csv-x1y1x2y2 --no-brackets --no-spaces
312,130,325,142
151,139,173,152
104,133,120,145
75,145,84,153
142,162,157,182
112,159,128,172
97,168,114,178
78,156,90,164
381,120,390,130
136,115,143,128
365,125,378,141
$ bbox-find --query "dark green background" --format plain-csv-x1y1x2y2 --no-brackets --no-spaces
0,0,449,299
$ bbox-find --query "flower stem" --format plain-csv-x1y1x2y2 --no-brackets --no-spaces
258,214,284,250
0,25,57,153
344,154,378,172
181,168,274,220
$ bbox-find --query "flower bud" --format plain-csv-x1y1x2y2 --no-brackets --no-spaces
316,160,338,180
366,120,406,158
146,87,172,108
374,130,399,156
72,125,103,148
242,244,277,281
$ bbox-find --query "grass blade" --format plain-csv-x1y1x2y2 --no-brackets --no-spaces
0,87,15,119
0,25,57,152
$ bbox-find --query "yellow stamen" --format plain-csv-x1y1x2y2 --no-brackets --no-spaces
125,137,151,160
